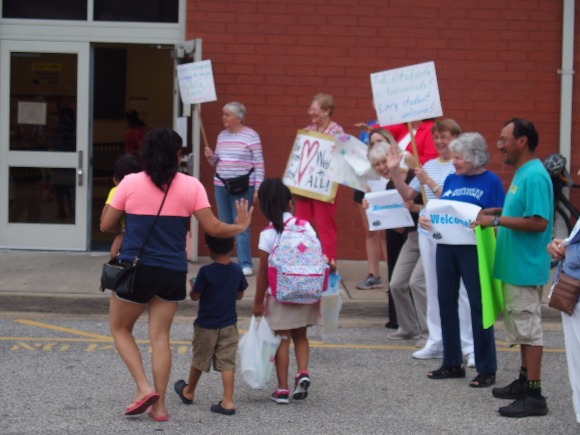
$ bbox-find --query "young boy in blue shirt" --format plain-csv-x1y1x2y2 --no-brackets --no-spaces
174,234,248,415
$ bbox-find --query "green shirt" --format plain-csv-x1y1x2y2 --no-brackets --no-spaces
494,159,553,286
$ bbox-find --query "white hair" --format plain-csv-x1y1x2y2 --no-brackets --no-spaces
222,101,246,123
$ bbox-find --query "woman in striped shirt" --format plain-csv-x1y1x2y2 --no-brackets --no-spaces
204,102,265,276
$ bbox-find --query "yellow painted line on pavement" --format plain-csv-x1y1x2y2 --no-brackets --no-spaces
0,336,148,344
0,335,566,353
2,321,565,353
12,342,36,350
1,336,110,342
15,319,112,341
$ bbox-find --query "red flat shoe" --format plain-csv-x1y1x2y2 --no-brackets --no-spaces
148,412,169,422
124,393,160,416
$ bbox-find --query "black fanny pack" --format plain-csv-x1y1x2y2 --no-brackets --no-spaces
216,168,254,195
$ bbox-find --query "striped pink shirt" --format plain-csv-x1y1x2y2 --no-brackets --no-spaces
213,126,265,188
304,121,344,136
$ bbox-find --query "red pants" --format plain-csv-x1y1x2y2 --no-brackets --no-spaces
294,197,338,261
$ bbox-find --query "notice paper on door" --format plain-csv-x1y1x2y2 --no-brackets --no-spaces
17,101,47,125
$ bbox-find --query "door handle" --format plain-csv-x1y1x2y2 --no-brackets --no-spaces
77,150,83,186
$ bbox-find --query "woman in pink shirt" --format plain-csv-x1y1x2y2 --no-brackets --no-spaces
102,128,253,422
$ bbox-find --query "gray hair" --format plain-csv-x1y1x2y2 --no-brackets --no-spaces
367,141,391,162
448,132,489,168
222,101,246,123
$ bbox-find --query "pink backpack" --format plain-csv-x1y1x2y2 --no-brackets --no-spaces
267,218,329,304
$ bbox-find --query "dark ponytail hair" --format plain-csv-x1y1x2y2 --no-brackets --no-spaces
140,128,181,190
258,178,292,234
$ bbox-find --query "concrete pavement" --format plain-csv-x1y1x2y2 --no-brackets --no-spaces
0,250,561,325
1,251,575,433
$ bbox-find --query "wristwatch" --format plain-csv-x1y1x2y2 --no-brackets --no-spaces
492,215,500,227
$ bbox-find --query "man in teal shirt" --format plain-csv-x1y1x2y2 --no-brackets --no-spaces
474,118,553,417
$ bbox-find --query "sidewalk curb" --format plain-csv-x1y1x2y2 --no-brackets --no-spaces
0,293,388,318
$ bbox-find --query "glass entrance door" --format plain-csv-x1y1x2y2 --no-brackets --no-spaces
0,41,90,250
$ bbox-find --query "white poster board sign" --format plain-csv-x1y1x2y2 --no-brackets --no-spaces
283,130,338,202
176,60,217,105
425,199,481,245
329,134,379,192
370,61,443,126
364,190,415,231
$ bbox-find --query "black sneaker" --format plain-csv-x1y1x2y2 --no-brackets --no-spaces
492,379,526,399
271,389,290,404
292,372,311,400
498,396,548,418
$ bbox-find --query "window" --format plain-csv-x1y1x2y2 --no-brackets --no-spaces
2,0,87,20
2,0,178,23
94,0,178,23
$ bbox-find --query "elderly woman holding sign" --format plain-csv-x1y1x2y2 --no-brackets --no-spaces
294,93,344,266
204,102,264,276
386,119,475,363
361,129,422,335
419,132,505,388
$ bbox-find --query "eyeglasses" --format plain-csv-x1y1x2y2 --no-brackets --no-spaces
496,137,514,147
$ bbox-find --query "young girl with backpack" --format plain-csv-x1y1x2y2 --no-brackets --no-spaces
252,178,323,404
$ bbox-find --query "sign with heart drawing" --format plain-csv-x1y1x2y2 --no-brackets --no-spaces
283,130,338,203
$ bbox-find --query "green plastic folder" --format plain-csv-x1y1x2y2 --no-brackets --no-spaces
475,226,504,329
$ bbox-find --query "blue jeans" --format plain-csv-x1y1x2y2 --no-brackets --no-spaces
436,244,497,374
214,185,254,269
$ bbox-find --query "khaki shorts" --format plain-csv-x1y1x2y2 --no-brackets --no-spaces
502,283,544,346
192,324,238,372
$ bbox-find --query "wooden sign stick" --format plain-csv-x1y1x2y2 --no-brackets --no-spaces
407,122,428,206
197,109,210,150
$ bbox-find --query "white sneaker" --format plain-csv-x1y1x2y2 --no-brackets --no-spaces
242,267,254,276
412,347,443,360
466,353,476,368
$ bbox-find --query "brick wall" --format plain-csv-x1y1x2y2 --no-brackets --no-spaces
188,0,577,260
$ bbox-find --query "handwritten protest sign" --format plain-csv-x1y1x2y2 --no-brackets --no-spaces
176,60,217,105
283,130,338,202
425,199,481,245
329,134,379,192
364,190,415,231
370,61,443,126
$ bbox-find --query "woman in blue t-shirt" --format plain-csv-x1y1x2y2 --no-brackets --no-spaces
420,132,505,388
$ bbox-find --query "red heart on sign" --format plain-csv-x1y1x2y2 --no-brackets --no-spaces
297,140,319,184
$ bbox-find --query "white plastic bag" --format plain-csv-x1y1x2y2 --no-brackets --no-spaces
239,316,281,389
318,273,343,339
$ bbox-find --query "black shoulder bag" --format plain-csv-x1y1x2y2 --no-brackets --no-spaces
100,179,172,296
